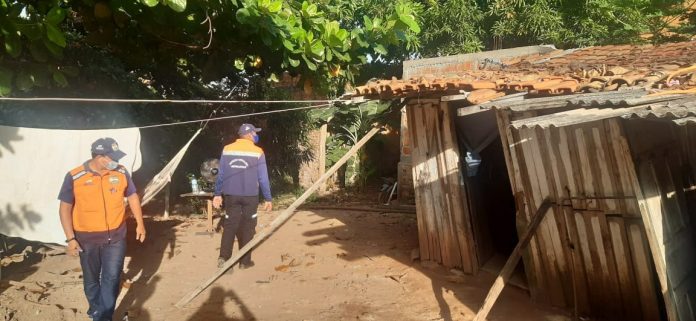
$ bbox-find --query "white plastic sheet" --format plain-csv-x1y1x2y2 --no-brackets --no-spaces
0,125,142,244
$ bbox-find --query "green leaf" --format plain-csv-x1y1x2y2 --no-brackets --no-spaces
310,40,324,57
288,56,300,67
398,14,420,33
53,71,68,87
140,0,158,7
236,8,251,23
234,58,245,70
268,0,282,13
45,23,66,47
46,6,67,24
4,33,21,58
16,23,43,41
364,16,373,30
267,72,279,82
0,67,13,96
302,55,317,71
374,44,387,55
163,0,186,12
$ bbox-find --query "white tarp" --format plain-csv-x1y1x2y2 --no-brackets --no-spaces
0,125,142,244
141,128,201,206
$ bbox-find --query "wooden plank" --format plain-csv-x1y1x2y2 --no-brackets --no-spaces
408,104,433,262
583,126,624,317
206,200,213,233
562,207,591,316
420,103,448,263
473,199,553,321
496,109,546,298
611,118,670,294
435,103,463,269
175,127,382,308
509,126,547,302
533,127,572,306
627,222,661,321
574,211,601,315
440,102,478,273
426,103,453,267
519,127,566,307
608,217,643,320
494,109,519,194
442,93,470,102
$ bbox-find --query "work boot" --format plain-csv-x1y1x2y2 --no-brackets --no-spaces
239,261,255,270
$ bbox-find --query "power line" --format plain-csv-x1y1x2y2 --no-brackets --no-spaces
0,97,351,104
138,103,336,129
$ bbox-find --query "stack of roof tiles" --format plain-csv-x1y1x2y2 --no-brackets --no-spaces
352,41,696,102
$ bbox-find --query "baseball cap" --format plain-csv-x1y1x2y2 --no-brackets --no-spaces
91,137,127,161
238,123,262,136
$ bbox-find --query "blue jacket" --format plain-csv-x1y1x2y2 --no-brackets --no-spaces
214,139,272,201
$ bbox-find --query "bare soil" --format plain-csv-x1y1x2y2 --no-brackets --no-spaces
1,205,571,321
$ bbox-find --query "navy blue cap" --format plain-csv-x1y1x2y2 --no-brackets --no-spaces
91,137,127,161
238,123,262,136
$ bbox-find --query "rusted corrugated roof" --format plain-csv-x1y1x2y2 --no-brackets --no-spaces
510,95,696,129
351,41,696,103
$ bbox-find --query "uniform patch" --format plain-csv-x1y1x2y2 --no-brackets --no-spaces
109,176,120,185
84,179,94,186
229,159,249,169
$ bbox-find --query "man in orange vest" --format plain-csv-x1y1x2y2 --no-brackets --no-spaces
213,123,272,269
58,138,146,321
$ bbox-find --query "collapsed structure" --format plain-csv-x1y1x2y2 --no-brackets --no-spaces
349,41,696,320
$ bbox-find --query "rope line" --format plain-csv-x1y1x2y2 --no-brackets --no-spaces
137,103,335,129
0,97,350,104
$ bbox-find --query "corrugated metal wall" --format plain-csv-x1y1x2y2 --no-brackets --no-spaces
500,114,662,320
625,119,696,321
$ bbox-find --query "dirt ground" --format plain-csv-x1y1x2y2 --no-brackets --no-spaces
1,204,572,321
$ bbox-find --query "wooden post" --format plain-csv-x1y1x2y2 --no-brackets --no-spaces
206,199,213,232
163,183,170,220
175,127,382,308
473,198,552,321
318,123,328,194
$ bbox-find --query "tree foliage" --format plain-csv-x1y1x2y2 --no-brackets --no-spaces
0,0,422,96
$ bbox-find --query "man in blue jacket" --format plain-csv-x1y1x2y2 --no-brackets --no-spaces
213,123,272,269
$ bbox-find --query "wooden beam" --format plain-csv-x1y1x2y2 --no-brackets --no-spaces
441,93,470,102
175,126,382,308
473,198,553,321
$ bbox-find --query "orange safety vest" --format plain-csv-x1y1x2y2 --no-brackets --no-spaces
69,164,128,232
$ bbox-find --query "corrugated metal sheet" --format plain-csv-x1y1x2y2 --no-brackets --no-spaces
507,95,696,129
505,118,661,320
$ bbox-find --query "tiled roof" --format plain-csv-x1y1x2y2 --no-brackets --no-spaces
351,41,696,103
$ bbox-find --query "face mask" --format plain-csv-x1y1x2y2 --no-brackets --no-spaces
105,160,119,170
253,134,260,144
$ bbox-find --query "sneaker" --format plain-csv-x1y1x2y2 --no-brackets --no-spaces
239,261,255,270
217,258,226,268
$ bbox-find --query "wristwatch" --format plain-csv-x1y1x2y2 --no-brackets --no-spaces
65,237,76,243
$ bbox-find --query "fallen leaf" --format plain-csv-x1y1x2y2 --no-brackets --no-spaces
274,265,289,272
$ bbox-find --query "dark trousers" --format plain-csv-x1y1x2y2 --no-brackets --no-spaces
219,195,258,264
79,238,126,321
